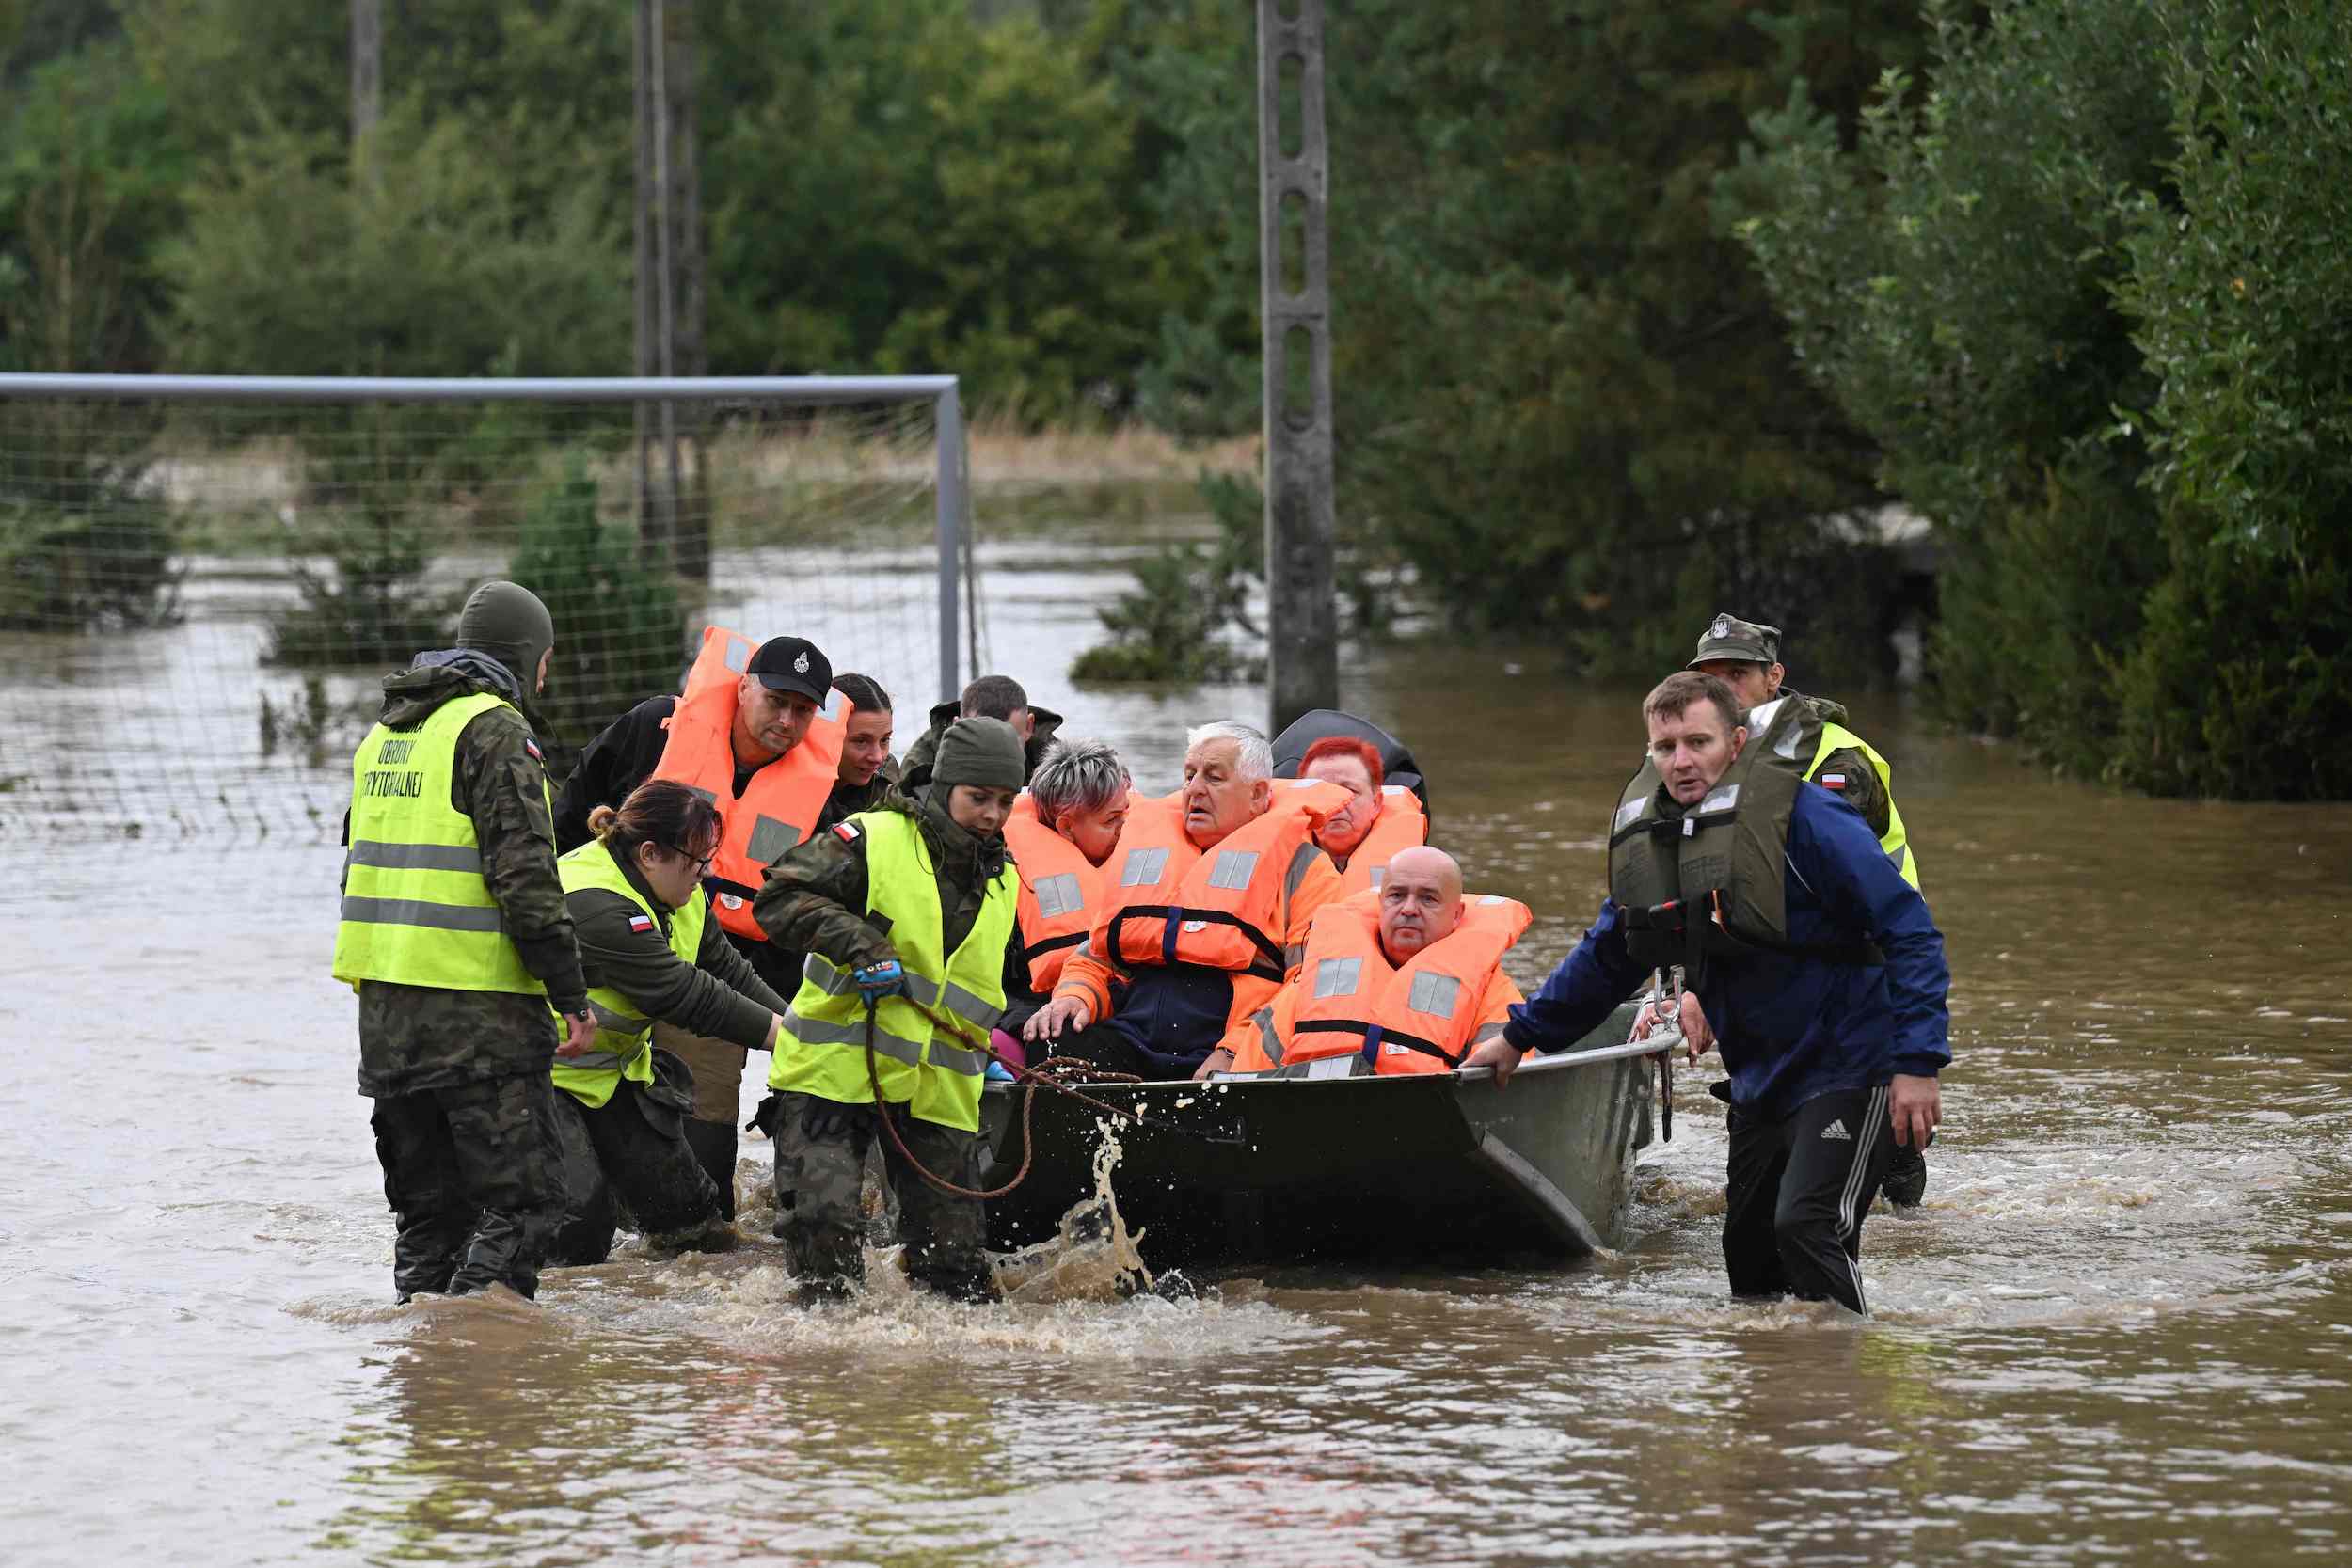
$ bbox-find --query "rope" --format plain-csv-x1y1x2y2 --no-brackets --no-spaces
860,995,1241,1201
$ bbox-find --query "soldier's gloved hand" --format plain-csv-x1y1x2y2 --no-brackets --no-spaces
851,958,907,1007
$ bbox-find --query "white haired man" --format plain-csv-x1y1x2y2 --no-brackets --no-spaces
1024,721,1348,1079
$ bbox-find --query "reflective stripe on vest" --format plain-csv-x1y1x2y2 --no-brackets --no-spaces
331,690,546,996
1232,889,1530,1076
767,810,1020,1133
1330,786,1429,897
549,836,710,1109
1100,781,1348,983
651,624,849,942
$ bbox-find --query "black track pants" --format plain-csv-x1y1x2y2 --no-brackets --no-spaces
1722,1084,1893,1315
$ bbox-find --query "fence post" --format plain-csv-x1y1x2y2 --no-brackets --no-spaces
935,386,966,705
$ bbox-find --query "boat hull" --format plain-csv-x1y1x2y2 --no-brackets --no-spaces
977,1006,1656,1269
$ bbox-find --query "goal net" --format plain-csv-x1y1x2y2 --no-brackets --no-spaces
0,375,972,843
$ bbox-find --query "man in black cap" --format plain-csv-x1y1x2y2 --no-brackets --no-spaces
551,632,838,1208
1679,611,1930,1211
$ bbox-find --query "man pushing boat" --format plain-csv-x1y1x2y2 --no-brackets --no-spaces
1464,672,1949,1315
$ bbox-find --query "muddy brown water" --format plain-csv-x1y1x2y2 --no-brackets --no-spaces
4,543,2350,1565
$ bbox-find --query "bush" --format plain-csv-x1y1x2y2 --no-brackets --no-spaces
508,460,684,779
1730,0,2178,752
263,495,456,668
0,495,179,631
2107,0,2352,798
1071,471,1263,684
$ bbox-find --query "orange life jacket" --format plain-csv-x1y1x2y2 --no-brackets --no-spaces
651,625,849,942
1098,779,1350,985
1232,887,1532,1075
1001,792,1124,994
1327,785,1430,897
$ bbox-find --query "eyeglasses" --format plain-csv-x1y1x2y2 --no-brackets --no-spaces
667,843,717,877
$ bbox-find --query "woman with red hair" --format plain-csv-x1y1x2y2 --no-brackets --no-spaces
1299,736,1427,895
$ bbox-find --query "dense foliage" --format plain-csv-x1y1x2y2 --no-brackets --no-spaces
1735,0,2350,796
2,0,2343,795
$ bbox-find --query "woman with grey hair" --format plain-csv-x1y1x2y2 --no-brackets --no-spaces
1000,738,1136,1022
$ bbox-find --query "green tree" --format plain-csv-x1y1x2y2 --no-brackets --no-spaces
2108,0,2352,798
1731,0,2176,766
508,459,684,776
159,102,627,380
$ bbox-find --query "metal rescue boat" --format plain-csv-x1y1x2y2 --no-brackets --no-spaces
977,1005,1661,1268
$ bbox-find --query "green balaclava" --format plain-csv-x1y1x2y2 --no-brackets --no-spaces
457,580,555,693
925,716,1026,810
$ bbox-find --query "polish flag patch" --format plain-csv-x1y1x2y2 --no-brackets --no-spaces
834,822,861,841
628,914,655,933
1820,773,1847,789
524,737,544,761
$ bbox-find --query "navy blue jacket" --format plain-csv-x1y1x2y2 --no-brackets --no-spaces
1502,783,1949,1119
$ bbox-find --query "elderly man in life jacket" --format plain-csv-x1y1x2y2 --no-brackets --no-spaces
1201,847,1528,1078
1022,721,1347,1080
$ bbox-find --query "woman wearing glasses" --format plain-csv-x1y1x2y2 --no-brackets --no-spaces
546,779,791,1265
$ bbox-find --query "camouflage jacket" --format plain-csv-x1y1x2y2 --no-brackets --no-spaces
354,651,588,1097
567,848,791,1050
898,701,1064,794
752,792,1036,1027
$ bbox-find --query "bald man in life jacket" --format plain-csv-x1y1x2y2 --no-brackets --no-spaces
1206,847,1529,1078
1022,721,1348,1080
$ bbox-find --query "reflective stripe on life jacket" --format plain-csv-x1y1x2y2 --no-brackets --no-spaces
1327,785,1429,897
1100,779,1350,984
650,625,849,942
1232,888,1530,1076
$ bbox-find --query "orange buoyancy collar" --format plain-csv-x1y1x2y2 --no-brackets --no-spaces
1243,886,1532,1074
1099,778,1350,984
651,624,848,942
1329,784,1429,897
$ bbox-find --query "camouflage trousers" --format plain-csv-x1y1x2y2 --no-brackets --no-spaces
769,1091,996,1304
547,1051,727,1267
370,1072,565,1302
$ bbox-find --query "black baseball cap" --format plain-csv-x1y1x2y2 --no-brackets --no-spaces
746,636,833,703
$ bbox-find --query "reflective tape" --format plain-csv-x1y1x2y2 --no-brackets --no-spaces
1312,956,1362,1000
1207,849,1259,892
1283,841,1322,899
339,895,502,933
345,840,485,873
1406,971,1462,1019
1120,846,1169,888
587,1002,654,1038
1032,872,1085,919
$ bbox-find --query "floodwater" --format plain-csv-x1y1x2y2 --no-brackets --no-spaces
5,531,2352,1567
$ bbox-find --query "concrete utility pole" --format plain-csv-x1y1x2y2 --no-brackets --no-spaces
349,0,380,145
1258,0,1338,735
633,0,709,578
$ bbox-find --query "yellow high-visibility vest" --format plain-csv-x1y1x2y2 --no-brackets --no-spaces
332,691,548,995
768,810,1018,1133
551,837,708,1109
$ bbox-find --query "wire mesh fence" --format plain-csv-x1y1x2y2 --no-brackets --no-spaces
0,375,968,842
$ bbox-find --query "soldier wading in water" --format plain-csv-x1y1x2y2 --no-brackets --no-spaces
334,581,596,1304
753,717,1027,1305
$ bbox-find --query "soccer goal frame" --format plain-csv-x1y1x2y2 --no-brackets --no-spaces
0,372,973,703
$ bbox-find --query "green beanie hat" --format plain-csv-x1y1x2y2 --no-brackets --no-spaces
458,580,555,689
927,716,1026,801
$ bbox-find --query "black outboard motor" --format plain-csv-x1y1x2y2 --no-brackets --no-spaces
1270,708,1430,821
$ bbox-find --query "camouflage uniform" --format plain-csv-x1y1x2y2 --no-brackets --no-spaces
352,651,586,1300
898,700,1063,794
754,783,1017,1304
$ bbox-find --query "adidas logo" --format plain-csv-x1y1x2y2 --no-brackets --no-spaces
1820,1119,1851,1141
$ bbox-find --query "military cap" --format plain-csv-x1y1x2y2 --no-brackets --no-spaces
1690,612,1781,668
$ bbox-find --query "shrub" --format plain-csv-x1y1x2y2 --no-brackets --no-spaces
507,459,684,778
